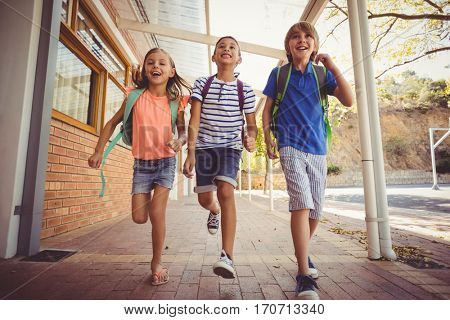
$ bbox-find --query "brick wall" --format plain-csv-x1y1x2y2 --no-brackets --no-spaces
42,119,134,239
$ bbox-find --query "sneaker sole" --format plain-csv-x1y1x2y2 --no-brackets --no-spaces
208,228,218,235
309,268,319,280
296,291,320,300
213,262,235,279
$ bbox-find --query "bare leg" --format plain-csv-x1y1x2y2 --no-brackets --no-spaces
131,193,151,224
291,209,311,275
197,191,220,214
309,218,320,239
216,181,236,258
148,185,170,274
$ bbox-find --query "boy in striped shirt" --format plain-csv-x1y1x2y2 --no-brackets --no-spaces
183,36,257,278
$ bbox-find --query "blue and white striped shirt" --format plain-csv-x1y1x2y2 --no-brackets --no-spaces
191,76,256,150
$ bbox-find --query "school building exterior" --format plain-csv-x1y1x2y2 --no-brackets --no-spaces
1,0,399,262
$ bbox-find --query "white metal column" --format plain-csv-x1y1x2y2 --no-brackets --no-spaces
347,0,381,260
357,0,396,260
429,121,450,190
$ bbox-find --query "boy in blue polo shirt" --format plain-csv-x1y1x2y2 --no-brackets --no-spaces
262,22,353,299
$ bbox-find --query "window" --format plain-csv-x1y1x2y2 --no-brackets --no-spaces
52,41,98,126
77,5,126,84
52,0,129,134
61,0,69,24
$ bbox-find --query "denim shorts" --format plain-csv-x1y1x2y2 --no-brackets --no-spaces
194,147,242,193
279,146,327,219
132,156,176,194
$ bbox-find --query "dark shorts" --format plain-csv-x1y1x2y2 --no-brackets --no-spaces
132,157,176,194
194,147,242,193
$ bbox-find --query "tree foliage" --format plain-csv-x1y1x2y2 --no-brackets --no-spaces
377,71,449,110
324,0,449,78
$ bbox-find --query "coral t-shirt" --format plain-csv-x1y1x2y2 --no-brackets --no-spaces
126,88,188,160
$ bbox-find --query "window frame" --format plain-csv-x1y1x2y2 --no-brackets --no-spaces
53,0,131,135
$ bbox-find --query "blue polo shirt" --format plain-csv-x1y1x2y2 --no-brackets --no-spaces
263,62,337,155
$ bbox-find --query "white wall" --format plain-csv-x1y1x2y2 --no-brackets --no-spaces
0,0,42,258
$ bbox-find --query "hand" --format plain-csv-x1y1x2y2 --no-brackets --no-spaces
167,138,184,152
182,153,195,178
265,137,278,159
88,152,103,168
243,134,256,152
315,53,336,71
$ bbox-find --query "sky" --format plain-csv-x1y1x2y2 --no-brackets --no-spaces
207,0,449,91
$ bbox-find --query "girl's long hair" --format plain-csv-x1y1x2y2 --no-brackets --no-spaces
132,48,192,100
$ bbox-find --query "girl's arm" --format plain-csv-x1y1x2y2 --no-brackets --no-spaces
167,109,187,152
182,99,201,178
262,96,278,159
315,53,353,107
88,99,125,168
243,113,257,152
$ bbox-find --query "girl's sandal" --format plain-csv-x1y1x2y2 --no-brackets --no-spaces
151,267,169,286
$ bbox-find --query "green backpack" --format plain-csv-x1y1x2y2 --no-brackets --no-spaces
99,88,179,197
270,62,332,146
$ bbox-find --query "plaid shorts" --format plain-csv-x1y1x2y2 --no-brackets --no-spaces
279,146,327,219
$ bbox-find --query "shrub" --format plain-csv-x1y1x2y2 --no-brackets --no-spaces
384,137,408,157
436,159,450,173
327,164,342,175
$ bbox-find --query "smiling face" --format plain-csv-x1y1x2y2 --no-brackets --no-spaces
143,50,175,86
212,37,242,67
284,22,319,62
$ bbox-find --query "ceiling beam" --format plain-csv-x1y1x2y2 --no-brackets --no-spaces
205,0,213,75
300,0,329,24
116,17,285,60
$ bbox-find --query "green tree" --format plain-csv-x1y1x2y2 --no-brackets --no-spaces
325,0,449,78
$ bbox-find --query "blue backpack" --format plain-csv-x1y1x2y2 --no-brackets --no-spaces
98,88,179,197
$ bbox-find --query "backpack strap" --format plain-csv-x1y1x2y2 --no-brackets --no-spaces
201,76,215,102
169,99,179,134
271,63,292,132
237,79,244,111
99,88,145,197
312,65,332,147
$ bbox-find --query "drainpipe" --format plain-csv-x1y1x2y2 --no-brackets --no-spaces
347,0,381,259
357,0,396,260
247,151,252,201
268,158,274,211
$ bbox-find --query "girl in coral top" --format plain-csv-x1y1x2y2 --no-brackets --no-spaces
88,48,191,286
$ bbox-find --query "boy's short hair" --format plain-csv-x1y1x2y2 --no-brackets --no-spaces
284,21,319,62
214,36,241,56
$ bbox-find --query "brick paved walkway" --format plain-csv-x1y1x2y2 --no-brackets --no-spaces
0,195,448,300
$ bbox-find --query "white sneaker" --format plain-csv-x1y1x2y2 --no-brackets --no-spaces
308,256,319,279
213,250,236,279
295,274,320,300
207,211,220,235
309,267,319,279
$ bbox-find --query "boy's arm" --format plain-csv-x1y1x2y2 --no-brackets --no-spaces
182,99,201,178
88,99,125,168
315,53,353,107
243,112,257,152
330,67,353,107
262,96,278,159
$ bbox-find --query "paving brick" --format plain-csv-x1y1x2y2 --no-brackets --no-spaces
219,284,242,300
1,194,447,301
261,284,287,300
